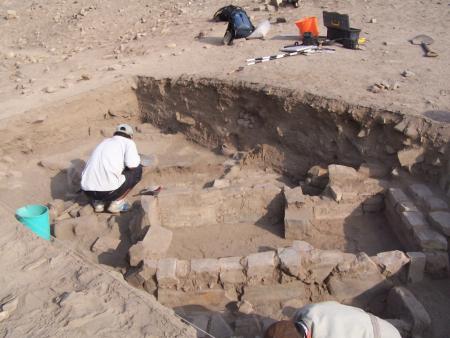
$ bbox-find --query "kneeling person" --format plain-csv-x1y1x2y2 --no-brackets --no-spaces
265,301,401,338
81,124,142,213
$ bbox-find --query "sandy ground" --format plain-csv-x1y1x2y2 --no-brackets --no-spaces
0,0,449,121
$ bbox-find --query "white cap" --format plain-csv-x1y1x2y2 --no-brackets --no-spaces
116,124,133,136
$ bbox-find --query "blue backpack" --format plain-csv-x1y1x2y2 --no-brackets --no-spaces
214,6,254,45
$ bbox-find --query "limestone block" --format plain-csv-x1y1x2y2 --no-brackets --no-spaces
428,211,450,236
208,314,233,338
284,206,313,239
407,184,433,205
283,186,305,207
386,188,410,208
411,226,447,251
128,225,173,266
406,252,426,284
373,251,410,277
176,259,190,279
157,289,233,308
292,240,314,252
387,286,431,338
139,259,158,281
190,258,220,289
328,164,360,181
242,282,308,316
277,247,304,279
156,258,178,289
358,162,389,178
313,201,362,221
395,201,418,213
245,251,277,284
237,299,254,314
400,211,427,231
397,147,425,170
327,254,388,308
305,249,355,283
424,197,448,212
219,256,246,285
212,179,230,188
424,251,449,279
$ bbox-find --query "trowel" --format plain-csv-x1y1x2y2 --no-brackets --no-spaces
410,34,438,57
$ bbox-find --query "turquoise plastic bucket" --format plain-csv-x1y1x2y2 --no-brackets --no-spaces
15,204,50,240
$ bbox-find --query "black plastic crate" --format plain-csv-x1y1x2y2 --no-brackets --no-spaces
327,27,361,49
323,11,350,30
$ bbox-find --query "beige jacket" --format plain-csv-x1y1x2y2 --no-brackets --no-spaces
293,301,401,338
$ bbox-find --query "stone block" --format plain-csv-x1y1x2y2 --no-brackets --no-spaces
283,186,305,207
362,194,384,213
157,184,283,228
156,258,178,289
424,197,448,212
406,252,426,284
190,258,220,289
424,251,449,279
139,259,158,281
400,211,427,231
237,300,254,314
387,286,431,338
397,147,425,170
373,251,410,277
386,188,410,208
358,162,389,178
128,225,173,266
208,314,233,338
328,164,360,181
277,247,304,279
411,226,447,251
428,211,450,236
242,282,308,315
245,251,277,284
219,256,245,285
407,184,433,204
284,206,313,239
176,259,190,279
157,289,233,308
395,201,418,213
305,249,356,283
292,240,314,252
327,254,388,308
313,201,362,221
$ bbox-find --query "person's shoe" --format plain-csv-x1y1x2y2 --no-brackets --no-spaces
92,200,105,213
108,200,131,213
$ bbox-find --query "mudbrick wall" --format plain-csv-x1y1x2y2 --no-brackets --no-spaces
136,76,450,193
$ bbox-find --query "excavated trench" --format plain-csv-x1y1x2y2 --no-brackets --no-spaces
5,76,449,337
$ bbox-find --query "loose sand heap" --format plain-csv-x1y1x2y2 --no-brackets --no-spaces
0,0,449,337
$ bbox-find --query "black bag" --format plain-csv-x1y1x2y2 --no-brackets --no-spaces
213,5,243,22
222,7,254,45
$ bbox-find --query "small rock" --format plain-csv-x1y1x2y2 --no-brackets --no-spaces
5,10,18,20
166,43,177,48
43,86,57,93
391,82,400,90
368,85,382,93
195,31,205,39
80,73,91,80
401,70,415,78
276,17,287,23
265,4,277,12
107,64,121,71
369,18,377,23
237,300,254,314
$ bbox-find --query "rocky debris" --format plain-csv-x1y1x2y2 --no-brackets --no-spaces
245,251,278,285
406,252,426,284
54,214,99,242
387,287,431,338
373,251,410,277
369,80,400,93
428,211,450,236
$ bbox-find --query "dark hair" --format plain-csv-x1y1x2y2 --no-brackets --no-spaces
264,321,304,338
114,131,132,139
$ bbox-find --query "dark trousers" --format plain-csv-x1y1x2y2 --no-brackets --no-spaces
84,165,142,202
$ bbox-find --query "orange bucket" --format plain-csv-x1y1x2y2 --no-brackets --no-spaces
295,17,319,37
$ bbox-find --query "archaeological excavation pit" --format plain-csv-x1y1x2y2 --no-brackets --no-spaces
5,76,450,337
